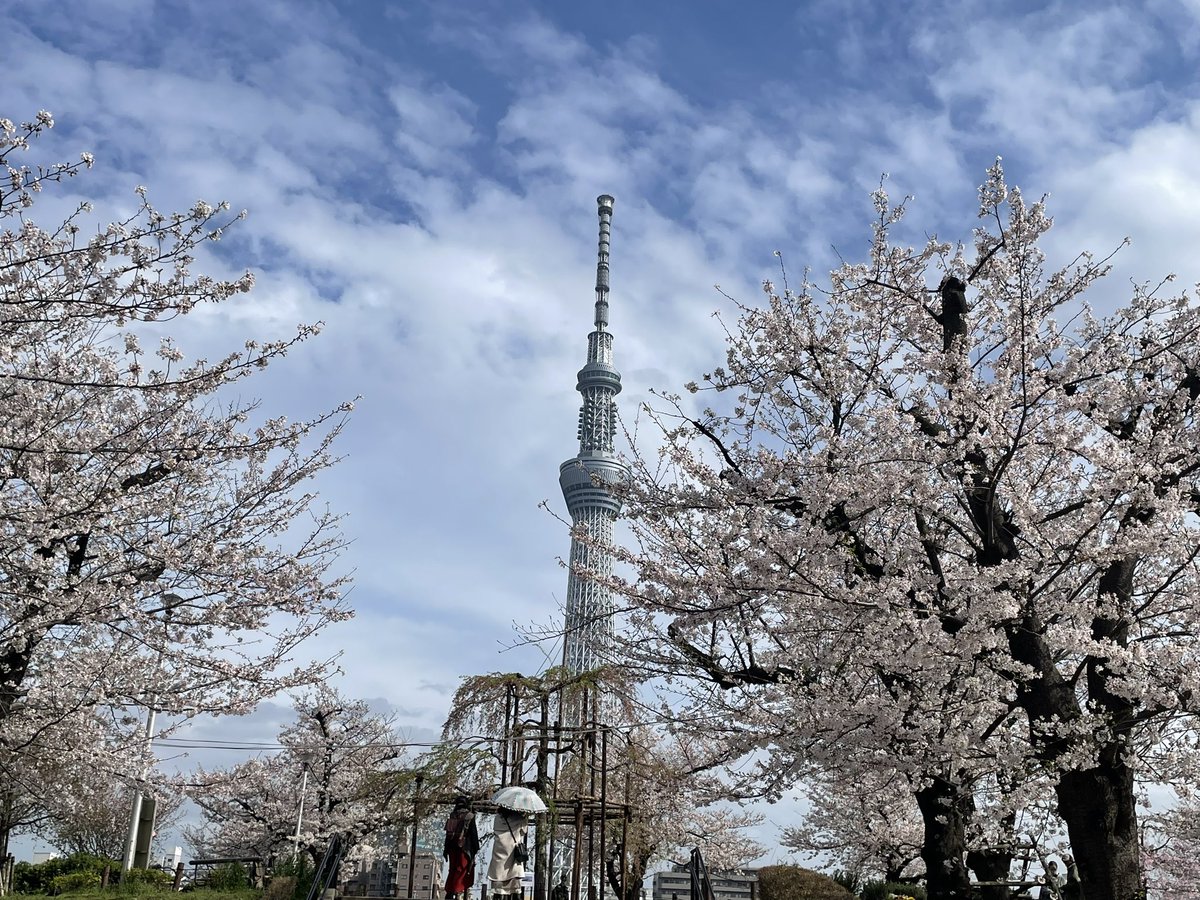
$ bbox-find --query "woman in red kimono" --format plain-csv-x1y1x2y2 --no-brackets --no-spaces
443,797,480,900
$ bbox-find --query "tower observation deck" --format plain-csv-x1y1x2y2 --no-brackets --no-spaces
559,195,629,677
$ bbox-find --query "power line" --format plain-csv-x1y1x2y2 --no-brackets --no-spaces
151,736,496,752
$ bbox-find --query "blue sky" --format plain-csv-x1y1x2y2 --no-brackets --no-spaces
5,0,1200,862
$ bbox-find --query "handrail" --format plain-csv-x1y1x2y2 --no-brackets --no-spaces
305,834,343,900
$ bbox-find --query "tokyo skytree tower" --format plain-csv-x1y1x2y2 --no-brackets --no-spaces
559,195,629,677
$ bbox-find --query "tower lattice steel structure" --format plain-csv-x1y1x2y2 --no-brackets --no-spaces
559,194,628,677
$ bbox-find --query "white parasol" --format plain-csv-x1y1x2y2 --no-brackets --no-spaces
491,786,548,813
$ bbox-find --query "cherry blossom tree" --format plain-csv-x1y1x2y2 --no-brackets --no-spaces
611,162,1200,900
602,730,762,900
0,703,154,879
1,772,48,894
0,111,352,774
1142,793,1200,899
783,769,923,884
188,688,411,864
43,779,183,860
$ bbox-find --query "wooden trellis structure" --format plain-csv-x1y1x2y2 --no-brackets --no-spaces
405,677,634,900
494,681,633,900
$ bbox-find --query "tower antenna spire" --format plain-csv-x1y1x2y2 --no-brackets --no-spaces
559,193,629,685
594,194,614,331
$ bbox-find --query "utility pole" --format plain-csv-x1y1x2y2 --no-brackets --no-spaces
407,774,423,900
534,691,550,900
120,703,158,874
293,757,311,862
121,593,184,876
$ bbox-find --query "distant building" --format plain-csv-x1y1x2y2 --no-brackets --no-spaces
650,865,757,900
342,852,440,899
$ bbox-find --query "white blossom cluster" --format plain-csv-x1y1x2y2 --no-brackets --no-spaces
0,113,352,803
1142,794,1200,898
186,687,413,863
608,164,1200,899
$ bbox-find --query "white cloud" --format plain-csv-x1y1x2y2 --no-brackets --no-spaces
919,5,1162,154
390,80,478,169
7,0,1200,866
1043,101,1200,298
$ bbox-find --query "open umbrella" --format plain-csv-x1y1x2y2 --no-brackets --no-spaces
491,786,548,813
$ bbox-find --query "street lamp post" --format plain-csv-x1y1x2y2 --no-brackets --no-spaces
120,703,158,873
293,757,311,863
407,775,423,900
121,593,185,875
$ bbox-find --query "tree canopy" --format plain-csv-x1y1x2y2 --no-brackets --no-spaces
188,687,412,864
613,163,1200,900
0,111,352,784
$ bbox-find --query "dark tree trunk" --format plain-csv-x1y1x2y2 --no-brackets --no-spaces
606,850,649,900
967,847,1013,900
967,809,1015,900
0,639,38,722
914,778,972,900
1056,752,1140,900
1004,560,1143,900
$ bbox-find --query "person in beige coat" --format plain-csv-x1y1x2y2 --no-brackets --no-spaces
487,809,530,897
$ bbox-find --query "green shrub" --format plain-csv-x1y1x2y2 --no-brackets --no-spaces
263,875,297,900
13,860,41,894
271,854,313,900
208,863,250,892
51,871,101,894
756,864,856,900
13,853,120,894
832,872,861,893
122,867,175,888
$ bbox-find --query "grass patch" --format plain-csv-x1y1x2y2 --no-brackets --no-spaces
19,891,262,900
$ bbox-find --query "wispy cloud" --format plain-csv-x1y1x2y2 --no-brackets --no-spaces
5,0,1200,861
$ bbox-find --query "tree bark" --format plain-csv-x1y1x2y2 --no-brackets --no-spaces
0,638,39,722
1055,751,1141,900
883,859,905,884
914,778,971,900
606,849,649,900
965,808,1015,900
967,847,1013,900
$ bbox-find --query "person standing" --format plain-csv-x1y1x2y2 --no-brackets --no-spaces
487,809,529,899
1061,855,1082,900
444,798,481,900
1039,861,1064,900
